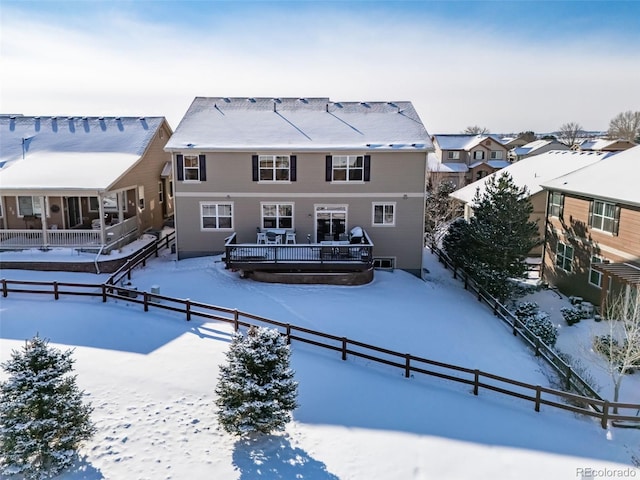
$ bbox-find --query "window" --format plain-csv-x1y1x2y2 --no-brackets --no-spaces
589,255,604,287
17,196,46,217
549,192,564,218
555,242,574,272
158,182,164,204
259,155,290,181
90,192,127,212
176,154,206,182
138,185,145,210
169,180,174,198
200,203,233,230
476,171,487,180
473,150,485,160
447,151,460,160
373,257,395,269
590,200,619,234
261,203,293,229
490,151,503,159
328,155,369,182
183,155,200,181
372,203,395,226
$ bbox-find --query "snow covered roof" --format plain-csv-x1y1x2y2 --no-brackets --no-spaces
450,150,607,204
540,146,640,207
0,115,167,192
427,153,468,173
433,134,504,151
166,97,432,152
578,138,637,151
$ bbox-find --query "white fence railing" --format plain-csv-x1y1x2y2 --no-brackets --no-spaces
0,217,139,250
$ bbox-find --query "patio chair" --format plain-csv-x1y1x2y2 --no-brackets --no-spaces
285,231,296,244
266,231,281,244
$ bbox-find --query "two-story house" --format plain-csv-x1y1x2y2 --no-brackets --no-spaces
430,134,509,189
449,150,607,273
510,139,569,162
164,97,433,279
541,146,640,306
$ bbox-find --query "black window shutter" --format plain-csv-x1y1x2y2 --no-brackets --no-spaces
364,155,371,181
290,155,297,181
613,205,621,236
176,154,184,181
325,156,332,181
559,193,565,219
252,155,259,181
588,200,594,227
198,154,206,181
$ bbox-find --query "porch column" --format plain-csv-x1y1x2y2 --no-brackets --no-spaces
97,193,107,246
40,195,49,248
117,191,124,224
600,272,610,317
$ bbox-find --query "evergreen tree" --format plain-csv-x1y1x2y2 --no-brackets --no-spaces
215,327,298,436
0,336,95,479
443,172,539,301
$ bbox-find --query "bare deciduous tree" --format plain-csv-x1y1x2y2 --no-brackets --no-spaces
607,110,640,143
557,122,584,147
592,285,640,411
424,181,462,248
463,125,490,135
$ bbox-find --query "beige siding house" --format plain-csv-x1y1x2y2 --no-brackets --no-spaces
0,115,174,254
164,97,433,276
541,146,640,306
430,134,509,189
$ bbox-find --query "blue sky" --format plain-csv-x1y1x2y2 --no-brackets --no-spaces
2,1,639,133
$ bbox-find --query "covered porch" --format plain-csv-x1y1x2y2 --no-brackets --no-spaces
0,189,140,254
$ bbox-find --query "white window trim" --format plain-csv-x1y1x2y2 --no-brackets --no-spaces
183,154,201,182
490,150,503,159
158,181,164,204
89,192,128,213
549,192,564,218
200,201,234,232
260,202,295,230
591,200,616,234
473,150,485,160
589,255,604,288
258,155,291,183
138,185,145,211
372,202,396,227
331,155,365,183
447,151,460,160
15,196,50,218
555,242,574,272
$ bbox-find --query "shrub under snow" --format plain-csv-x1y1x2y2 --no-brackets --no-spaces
515,302,558,347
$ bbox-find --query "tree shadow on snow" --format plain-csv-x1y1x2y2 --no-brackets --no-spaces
52,455,104,479
232,434,339,480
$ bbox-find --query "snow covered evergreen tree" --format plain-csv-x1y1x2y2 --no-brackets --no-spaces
215,326,298,436
0,335,95,479
443,172,539,301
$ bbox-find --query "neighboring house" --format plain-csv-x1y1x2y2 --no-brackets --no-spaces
511,139,569,162
576,138,636,153
541,146,640,306
449,150,607,259
0,115,173,254
164,97,433,277
430,134,509,188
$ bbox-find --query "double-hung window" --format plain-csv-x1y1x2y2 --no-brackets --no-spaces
177,154,206,182
473,150,485,160
447,151,460,160
490,151,503,159
261,203,293,229
549,192,565,218
259,155,290,181
326,155,370,182
555,242,574,272
200,202,233,230
17,196,46,217
590,200,619,234
372,203,395,226
589,255,604,287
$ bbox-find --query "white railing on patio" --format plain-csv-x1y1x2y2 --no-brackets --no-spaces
0,217,139,250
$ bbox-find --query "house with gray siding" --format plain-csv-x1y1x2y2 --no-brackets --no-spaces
165,97,433,277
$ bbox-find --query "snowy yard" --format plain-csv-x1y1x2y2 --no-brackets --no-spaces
0,249,638,479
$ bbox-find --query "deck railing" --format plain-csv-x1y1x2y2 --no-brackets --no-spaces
0,217,139,251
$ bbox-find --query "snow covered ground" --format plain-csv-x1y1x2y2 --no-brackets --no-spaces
0,249,638,479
